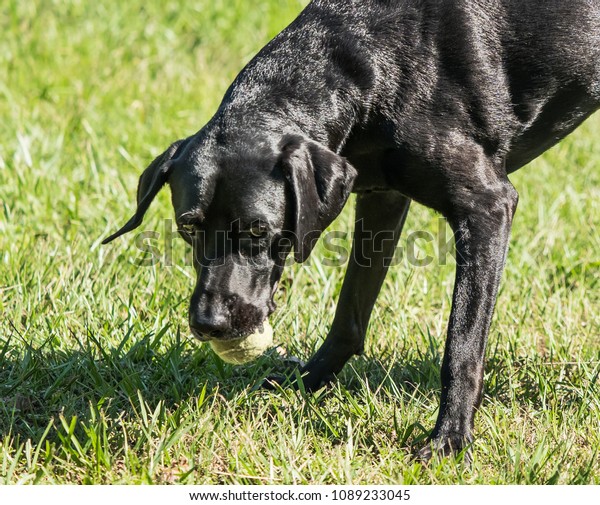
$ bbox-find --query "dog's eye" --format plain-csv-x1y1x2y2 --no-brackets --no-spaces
248,224,267,238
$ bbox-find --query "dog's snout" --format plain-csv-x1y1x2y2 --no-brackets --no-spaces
189,289,269,341
189,290,238,340
189,312,230,340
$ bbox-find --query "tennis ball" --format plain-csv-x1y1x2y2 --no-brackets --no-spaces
209,321,273,365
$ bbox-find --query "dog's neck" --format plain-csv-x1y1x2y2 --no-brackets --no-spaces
211,105,358,156
214,87,363,155
211,18,383,154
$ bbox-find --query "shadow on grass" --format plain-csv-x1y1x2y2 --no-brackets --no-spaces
0,324,447,448
9,318,581,455
0,325,273,440
238,345,446,454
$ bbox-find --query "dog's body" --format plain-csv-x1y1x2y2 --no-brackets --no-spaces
104,0,600,460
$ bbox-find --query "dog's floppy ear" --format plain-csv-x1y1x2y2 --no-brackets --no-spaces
280,135,357,263
102,138,190,244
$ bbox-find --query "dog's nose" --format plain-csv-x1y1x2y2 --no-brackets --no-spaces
189,313,230,340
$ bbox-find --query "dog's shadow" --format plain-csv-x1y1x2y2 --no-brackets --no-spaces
0,328,245,439
0,329,443,448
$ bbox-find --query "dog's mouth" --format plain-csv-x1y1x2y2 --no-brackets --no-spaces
189,329,212,342
190,327,246,342
190,317,268,343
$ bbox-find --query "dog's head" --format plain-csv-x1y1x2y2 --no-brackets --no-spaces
103,129,356,341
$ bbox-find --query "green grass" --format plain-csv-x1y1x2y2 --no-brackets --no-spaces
1,0,599,485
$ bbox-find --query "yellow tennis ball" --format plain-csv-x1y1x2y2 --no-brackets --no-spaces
209,321,273,365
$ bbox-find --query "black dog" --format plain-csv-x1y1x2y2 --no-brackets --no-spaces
103,0,600,460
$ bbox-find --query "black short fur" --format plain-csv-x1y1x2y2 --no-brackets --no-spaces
104,0,600,461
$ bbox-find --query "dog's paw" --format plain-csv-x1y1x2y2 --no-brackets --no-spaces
416,433,473,465
260,369,334,393
260,350,341,393
261,374,288,391
259,351,306,390
297,370,335,393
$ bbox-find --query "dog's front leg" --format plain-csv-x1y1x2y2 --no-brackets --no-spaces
293,190,411,391
264,190,410,391
419,169,519,462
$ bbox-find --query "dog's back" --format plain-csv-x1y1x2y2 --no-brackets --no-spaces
226,0,599,171
499,0,600,167
363,0,600,169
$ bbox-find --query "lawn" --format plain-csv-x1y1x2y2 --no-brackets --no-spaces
0,0,599,484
